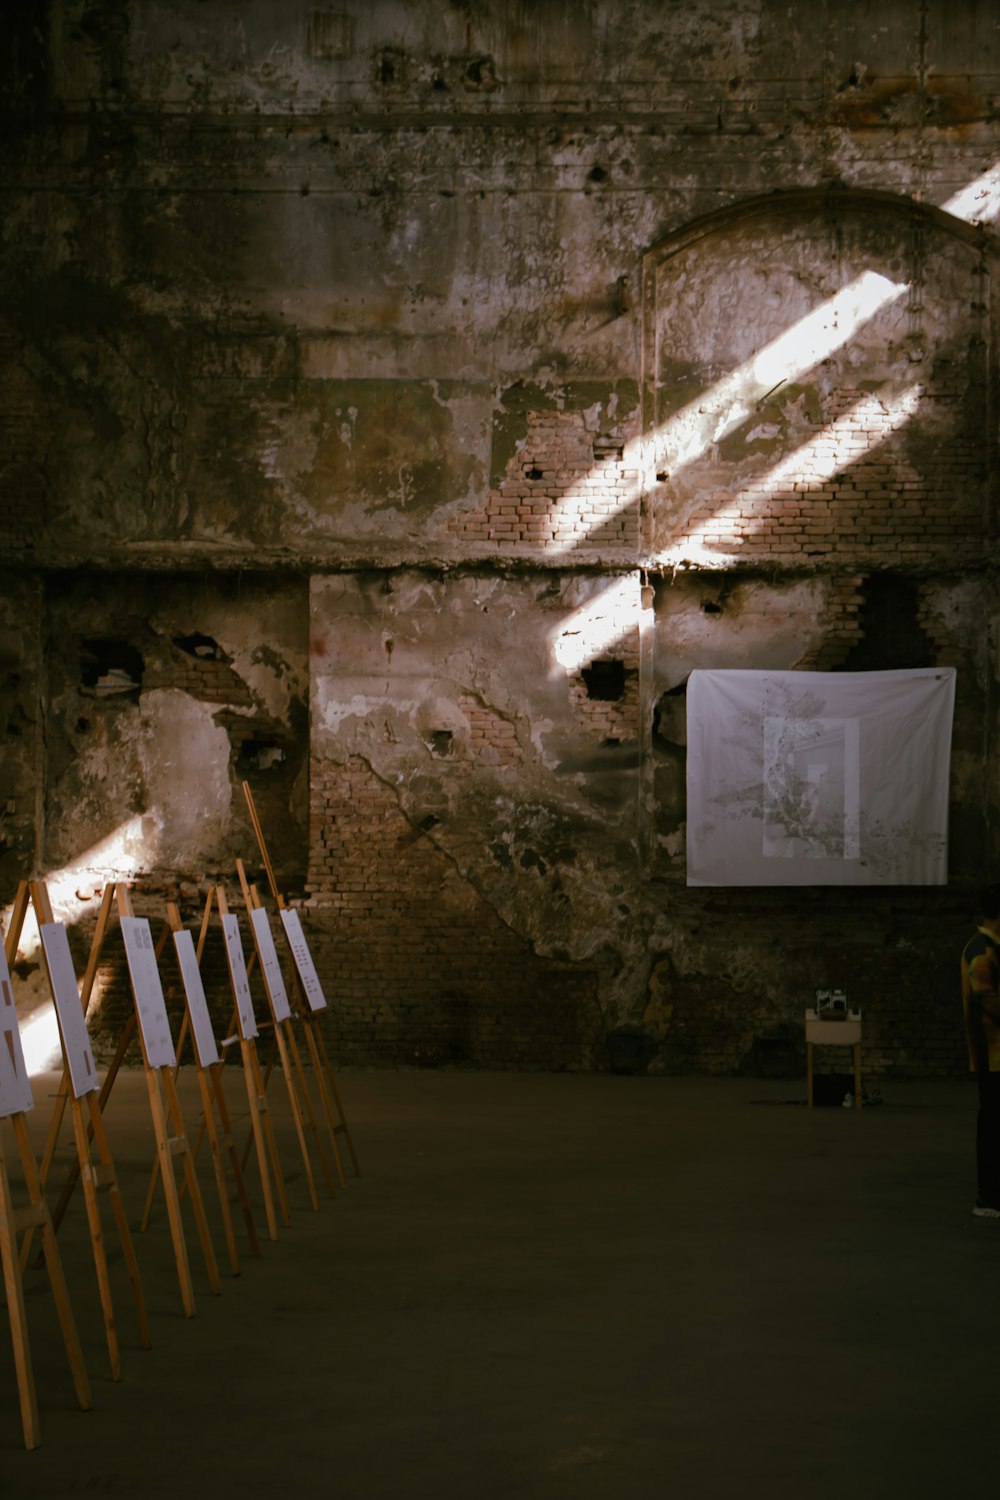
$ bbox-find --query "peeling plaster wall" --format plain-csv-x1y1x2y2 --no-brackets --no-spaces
42,573,309,880
2,1,1000,1073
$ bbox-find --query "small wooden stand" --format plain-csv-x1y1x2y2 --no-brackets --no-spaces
242,781,360,1179
0,905,91,1449
805,1009,863,1112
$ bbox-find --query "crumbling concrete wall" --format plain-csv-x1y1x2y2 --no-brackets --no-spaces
2,1,999,1073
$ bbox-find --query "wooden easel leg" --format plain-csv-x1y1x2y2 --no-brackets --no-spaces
13,1116,91,1415
209,1063,259,1257
87,1096,151,1351
196,1065,240,1276
240,1036,275,1173
247,1041,290,1229
49,1013,136,1237
0,1133,40,1449
314,1026,361,1177
19,1068,71,1272
68,1096,121,1381
302,1023,346,1187
161,1068,221,1296
853,1044,862,1113
285,1020,336,1200
145,1069,197,1318
274,1024,319,1212
240,1040,282,1238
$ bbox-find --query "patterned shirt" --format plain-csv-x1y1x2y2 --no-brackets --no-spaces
961,926,1000,1074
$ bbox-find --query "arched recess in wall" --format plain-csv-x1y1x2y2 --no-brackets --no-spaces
639,188,997,566
637,189,998,878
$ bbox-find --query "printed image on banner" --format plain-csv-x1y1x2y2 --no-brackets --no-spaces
221,914,258,1040
250,908,292,1023
39,923,100,1098
686,668,956,887
0,943,33,1117
120,916,176,1069
279,909,327,1013
172,929,220,1069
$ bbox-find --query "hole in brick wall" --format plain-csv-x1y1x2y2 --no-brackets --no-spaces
593,436,623,462
653,686,686,749
525,465,544,480
173,632,226,661
375,50,405,88
430,730,453,757
75,717,90,734
702,600,723,614
80,640,144,697
582,660,626,702
236,737,287,774
464,56,497,90
839,575,935,671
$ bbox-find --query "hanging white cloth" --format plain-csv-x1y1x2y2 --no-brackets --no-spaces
686,667,956,886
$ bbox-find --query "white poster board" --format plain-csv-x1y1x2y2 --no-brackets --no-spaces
221,914,259,1041
172,930,220,1069
686,668,956,886
0,944,34,1117
120,916,176,1069
279,909,328,1014
39,923,100,1098
250,908,292,1024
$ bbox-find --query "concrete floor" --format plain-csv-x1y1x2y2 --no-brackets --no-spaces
1,1067,994,1498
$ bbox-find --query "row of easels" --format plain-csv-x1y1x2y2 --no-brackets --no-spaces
1,790,358,1450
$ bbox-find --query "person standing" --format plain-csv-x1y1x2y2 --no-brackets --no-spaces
961,885,1000,1217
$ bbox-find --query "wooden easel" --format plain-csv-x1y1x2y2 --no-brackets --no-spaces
55,883,222,1318
242,781,360,1180
0,1111,93,1448
17,882,151,1380
32,883,171,1241
205,883,288,1240
144,899,261,1274
227,869,329,1213
0,906,92,1449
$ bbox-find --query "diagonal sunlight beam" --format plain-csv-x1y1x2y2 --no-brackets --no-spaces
2,814,151,1075
942,162,1000,224
551,575,642,674
541,434,644,559
651,269,911,477
543,160,1000,668
544,161,1000,563
661,384,924,566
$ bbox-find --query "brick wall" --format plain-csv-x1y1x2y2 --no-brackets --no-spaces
143,637,254,706
446,409,640,554
458,695,524,766
668,383,985,567
649,889,973,1081
568,627,642,740
301,755,602,1068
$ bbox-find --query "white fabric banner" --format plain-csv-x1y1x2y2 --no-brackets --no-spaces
686,668,956,886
